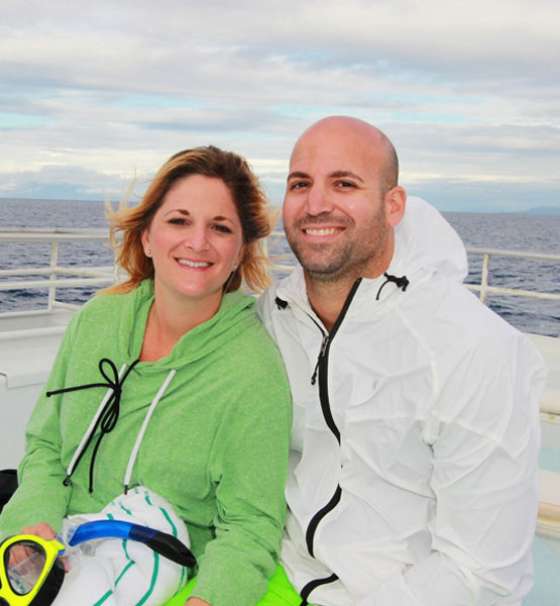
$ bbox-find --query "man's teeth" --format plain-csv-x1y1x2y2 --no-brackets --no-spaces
177,259,210,268
305,227,338,236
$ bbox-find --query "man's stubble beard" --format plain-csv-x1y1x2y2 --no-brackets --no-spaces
285,208,390,284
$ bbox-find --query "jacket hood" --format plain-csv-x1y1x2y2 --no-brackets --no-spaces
116,279,256,372
388,196,468,283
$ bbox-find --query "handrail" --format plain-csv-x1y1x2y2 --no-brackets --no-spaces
464,247,560,303
1,228,560,309
0,228,107,241
0,229,116,311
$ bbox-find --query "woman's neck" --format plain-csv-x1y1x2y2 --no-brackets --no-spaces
140,287,224,361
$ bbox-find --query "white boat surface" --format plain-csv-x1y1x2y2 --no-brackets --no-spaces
0,228,559,604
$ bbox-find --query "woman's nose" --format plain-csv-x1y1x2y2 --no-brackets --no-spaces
185,225,210,251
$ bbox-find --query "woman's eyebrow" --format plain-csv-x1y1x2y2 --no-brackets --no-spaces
163,208,190,217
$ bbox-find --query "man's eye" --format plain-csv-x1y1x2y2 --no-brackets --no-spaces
288,181,309,191
335,180,356,189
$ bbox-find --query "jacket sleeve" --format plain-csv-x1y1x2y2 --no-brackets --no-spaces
190,346,292,606
364,332,545,606
0,315,79,538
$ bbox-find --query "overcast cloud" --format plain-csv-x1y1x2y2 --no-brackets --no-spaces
1,0,559,211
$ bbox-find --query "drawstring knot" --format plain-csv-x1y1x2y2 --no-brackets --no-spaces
375,272,410,301
47,357,139,493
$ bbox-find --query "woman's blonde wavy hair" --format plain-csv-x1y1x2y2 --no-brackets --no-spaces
106,145,271,295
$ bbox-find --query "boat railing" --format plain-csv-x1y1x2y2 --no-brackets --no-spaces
0,229,117,313
464,247,560,303
2,228,560,312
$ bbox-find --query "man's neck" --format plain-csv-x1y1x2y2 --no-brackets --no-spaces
304,235,395,332
305,275,358,332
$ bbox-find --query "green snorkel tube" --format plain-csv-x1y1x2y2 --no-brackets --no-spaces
0,521,196,606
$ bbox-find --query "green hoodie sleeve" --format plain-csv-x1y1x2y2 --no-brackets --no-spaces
191,347,292,606
0,314,78,538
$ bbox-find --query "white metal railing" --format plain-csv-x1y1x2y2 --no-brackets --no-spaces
464,247,560,303
1,228,560,312
0,229,116,312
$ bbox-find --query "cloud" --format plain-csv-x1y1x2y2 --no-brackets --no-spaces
0,165,132,201
0,0,559,211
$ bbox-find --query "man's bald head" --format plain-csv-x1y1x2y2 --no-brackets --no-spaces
292,116,399,194
283,114,407,293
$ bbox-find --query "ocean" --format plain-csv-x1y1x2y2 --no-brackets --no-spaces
0,197,559,337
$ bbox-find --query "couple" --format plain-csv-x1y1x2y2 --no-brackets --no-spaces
0,117,544,606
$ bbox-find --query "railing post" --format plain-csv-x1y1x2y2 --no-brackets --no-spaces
48,239,59,310
480,253,490,303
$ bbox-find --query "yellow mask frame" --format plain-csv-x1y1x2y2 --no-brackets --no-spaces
0,534,65,606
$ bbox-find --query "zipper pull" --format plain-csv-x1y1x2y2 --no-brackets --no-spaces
310,335,329,385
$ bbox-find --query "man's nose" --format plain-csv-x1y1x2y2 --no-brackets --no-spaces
305,183,333,216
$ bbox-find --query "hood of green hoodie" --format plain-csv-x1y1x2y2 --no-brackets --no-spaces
116,279,256,374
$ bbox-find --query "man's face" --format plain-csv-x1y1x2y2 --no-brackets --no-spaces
283,126,391,283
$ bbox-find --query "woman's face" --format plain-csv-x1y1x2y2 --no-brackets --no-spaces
142,174,244,306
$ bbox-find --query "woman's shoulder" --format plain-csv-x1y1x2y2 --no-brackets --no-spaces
229,297,282,353
70,281,148,337
228,311,289,387
78,288,131,319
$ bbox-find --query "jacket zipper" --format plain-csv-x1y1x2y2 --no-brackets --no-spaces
302,277,362,571
299,573,340,606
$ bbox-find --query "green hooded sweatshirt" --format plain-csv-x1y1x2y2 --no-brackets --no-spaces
0,280,292,606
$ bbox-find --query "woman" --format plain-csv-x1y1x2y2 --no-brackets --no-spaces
0,146,292,606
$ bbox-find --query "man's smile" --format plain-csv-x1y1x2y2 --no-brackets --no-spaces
302,226,344,237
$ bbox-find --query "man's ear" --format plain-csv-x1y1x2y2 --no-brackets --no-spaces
385,186,406,227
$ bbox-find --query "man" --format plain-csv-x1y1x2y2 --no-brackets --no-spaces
258,116,545,605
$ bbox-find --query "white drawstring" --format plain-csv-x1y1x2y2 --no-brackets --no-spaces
66,363,129,480
123,369,176,493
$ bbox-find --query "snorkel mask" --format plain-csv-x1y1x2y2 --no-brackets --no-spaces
0,534,65,606
0,521,196,606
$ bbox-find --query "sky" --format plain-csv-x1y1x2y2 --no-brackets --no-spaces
1,0,559,213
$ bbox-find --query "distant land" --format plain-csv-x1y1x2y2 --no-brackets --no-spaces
526,206,560,215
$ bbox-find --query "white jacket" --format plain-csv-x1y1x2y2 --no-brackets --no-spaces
258,198,545,606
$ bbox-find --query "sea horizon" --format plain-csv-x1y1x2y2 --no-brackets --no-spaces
0,196,559,337
1,195,559,216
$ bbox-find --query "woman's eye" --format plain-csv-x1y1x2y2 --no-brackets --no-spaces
212,223,233,234
168,217,187,225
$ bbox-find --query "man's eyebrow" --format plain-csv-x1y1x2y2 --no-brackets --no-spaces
329,170,364,183
286,171,310,181
286,170,365,183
